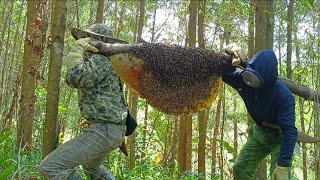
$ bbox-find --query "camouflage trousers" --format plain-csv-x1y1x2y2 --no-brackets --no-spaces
39,122,126,180
233,125,291,180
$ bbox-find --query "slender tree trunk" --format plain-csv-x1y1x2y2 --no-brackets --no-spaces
132,0,138,43
0,0,13,57
178,0,197,175
128,90,138,169
299,98,307,180
294,29,307,180
315,1,320,178
220,86,226,180
253,0,270,179
248,1,255,58
141,102,148,159
75,0,80,28
178,114,192,173
0,0,14,110
265,0,274,49
198,0,205,49
128,0,145,169
254,0,267,53
17,0,47,150
168,116,179,175
112,0,118,32
87,0,94,26
211,95,221,178
198,110,207,179
115,1,127,39
188,0,197,47
95,0,105,23
151,2,157,43
137,0,145,42
178,115,187,173
42,0,67,158
287,0,294,79
197,1,206,178
2,77,19,133
233,97,238,158
185,115,192,171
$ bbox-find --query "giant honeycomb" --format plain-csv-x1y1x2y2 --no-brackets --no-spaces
109,43,234,115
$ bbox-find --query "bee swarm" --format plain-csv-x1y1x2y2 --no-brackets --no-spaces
127,43,233,115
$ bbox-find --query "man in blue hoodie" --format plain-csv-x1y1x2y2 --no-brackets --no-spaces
223,44,298,180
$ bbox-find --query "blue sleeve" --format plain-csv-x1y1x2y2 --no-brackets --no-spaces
66,54,111,88
222,70,244,89
276,92,298,166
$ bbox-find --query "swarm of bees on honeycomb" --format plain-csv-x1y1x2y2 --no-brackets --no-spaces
110,43,233,116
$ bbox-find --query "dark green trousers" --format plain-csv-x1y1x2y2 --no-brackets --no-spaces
233,125,288,180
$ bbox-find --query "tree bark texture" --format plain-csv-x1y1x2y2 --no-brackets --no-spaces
253,0,269,178
211,94,221,178
42,0,67,158
95,0,104,23
197,1,207,179
286,0,294,79
17,0,47,150
198,109,208,179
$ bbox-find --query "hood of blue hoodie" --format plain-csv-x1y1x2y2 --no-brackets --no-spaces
245,49,278,89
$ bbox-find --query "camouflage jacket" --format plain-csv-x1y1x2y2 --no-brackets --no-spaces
66,53,128,124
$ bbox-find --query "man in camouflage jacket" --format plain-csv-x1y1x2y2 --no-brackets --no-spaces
39,24,127,180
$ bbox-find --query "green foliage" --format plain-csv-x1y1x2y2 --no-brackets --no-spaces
0,130,15,179
211,138,235,154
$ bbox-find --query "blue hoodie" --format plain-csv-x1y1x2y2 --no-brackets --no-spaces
223,49,298,166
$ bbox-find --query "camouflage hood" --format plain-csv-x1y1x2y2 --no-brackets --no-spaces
71,23,128,44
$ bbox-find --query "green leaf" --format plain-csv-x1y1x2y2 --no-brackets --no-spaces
223,142,235,154
0,130,13,144
0,165,15,179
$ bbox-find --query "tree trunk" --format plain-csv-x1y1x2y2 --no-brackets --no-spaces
188,0,197,48
128,0,145,169
265,0,274,49
0,0,14,110
141,102,148,159
87,0,94,26
197,0,205,49
0,0,13,57
185,115,192,171
220,86,226,180
233,97,238,158
198,110,207,179
197,1,206,178
286,0,294,79
253,0,269,178
168,116,179,175
75,0,80,28
178,115,187,173
17,0,47,150
299,98,307,180
95,0,105,23
128,90,138,169
211,94,221,178
137,0,145,43
254,0,267,53
248,1,255,59
315,1,320,177
178,0,197,174
42,0,67,158
115,1,127,39
150,2,157,43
